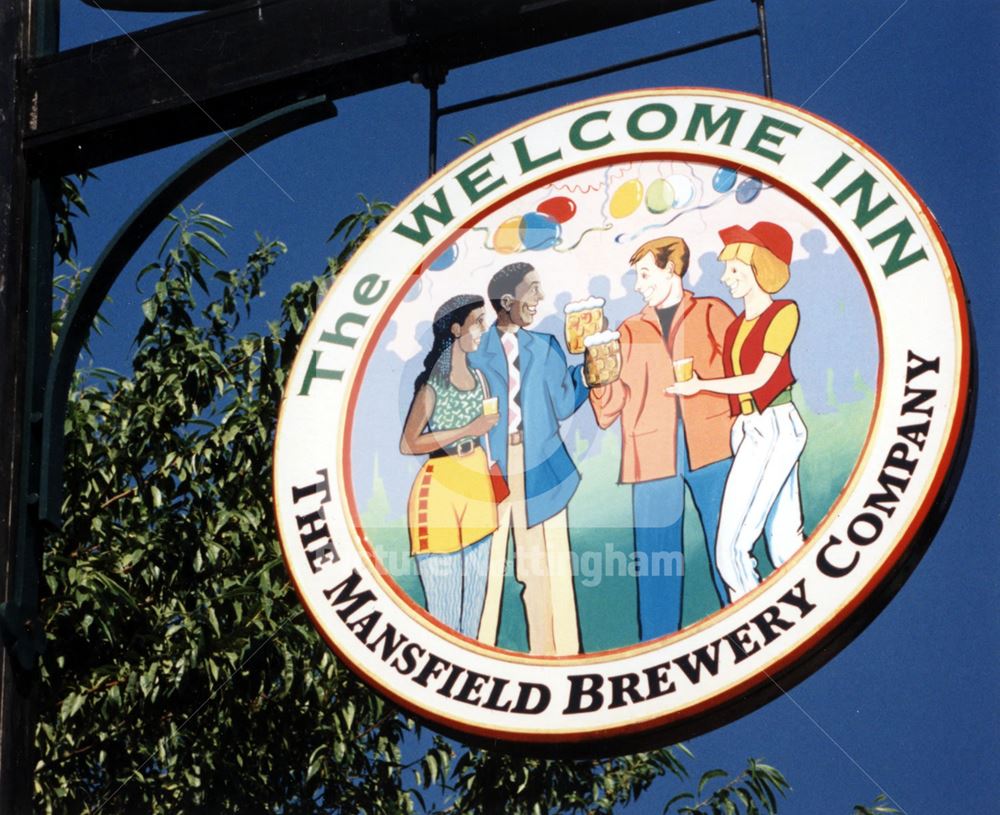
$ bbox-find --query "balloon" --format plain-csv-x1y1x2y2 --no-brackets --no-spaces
404,279,422,302
609,179,644,218
736,177,762,204
519,212,561,250
665,174,694,208
537,196,576,224
428,243,458,271
645,178,675,214
494,216,524,254
712,166,738,193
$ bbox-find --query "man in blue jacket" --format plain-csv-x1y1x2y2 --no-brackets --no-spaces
470,262,590,655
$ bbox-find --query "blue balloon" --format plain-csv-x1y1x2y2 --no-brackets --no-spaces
712,166,738,193
519,211,561,250
429,243,458,271
736,177,762,204
404,278,423,302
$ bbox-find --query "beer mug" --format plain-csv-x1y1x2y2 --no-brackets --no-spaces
564,296,606,354
583,330,622,386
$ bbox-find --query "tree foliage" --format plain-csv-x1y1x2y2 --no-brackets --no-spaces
663,761,789,815
35,195,802,813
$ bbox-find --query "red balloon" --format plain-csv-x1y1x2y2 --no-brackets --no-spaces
536,196,576,224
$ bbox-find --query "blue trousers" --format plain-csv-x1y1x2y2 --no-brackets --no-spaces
632,420,730,641
415,535,491,638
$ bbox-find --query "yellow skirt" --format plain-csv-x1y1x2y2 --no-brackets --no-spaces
407,448,499,556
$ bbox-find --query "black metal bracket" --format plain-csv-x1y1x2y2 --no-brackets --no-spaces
36,96,338,531
0,95,335,675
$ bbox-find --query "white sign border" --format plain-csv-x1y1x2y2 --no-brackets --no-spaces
273,88,972,751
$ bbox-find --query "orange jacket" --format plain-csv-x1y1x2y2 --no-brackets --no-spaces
590,291,735,483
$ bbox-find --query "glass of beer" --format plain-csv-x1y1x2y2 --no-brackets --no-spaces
564,296,606,354
583,330,622,386
672,357,694,382
482,396,499,415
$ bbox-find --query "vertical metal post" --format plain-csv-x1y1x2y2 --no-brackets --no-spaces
0,43,32,815
754,0,774,98
0,1,33,807
0,0,57,809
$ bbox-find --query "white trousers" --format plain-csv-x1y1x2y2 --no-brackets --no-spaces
716,402,807,601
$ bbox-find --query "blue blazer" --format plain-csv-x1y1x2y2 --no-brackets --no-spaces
469,325,589,528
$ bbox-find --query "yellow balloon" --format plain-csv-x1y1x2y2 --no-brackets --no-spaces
609,179,644,219
494,216,524,254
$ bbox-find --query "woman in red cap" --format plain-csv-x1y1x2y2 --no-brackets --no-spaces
668,221,806,603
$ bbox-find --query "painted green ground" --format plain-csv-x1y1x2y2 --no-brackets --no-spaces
361,379,874,654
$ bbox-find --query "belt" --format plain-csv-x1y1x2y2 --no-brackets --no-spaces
742,387,794,415
429,439,481,459
509,430,523,445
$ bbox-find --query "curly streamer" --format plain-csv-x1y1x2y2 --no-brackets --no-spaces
552,223,614,252
549,164,628,195
468,225,493,251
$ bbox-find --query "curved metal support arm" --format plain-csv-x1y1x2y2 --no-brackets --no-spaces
37,96,337,527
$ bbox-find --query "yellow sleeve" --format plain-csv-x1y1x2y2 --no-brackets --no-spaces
762,303,799,357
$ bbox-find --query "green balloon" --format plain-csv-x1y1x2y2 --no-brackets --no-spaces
645,178,675,214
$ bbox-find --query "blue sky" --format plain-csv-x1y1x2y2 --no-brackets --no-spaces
60,1,999,811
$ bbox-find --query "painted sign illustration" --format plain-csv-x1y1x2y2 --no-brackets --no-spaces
274,89,971,752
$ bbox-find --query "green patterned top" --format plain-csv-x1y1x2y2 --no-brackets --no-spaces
427,369,486,445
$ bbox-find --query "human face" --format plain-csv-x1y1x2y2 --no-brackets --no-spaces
502,270,544,327
633,251,682,308
720,258,760,300
453,307,488,352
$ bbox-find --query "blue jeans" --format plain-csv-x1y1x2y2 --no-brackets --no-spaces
632,420,730,640
415,535,491,638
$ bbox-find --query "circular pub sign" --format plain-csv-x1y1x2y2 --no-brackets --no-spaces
273,89,972,754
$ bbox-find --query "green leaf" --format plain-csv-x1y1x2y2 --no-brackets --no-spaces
698,769,727,795
206,605,221,637
664,792,695,813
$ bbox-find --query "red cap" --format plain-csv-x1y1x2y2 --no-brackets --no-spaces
718,222,793,265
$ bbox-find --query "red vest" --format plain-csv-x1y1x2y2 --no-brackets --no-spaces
722,299,797,416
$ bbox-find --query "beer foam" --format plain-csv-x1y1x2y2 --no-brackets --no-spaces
583,329,620,347
564,296,605,313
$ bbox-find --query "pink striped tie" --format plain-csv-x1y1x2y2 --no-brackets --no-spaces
501,332,522,433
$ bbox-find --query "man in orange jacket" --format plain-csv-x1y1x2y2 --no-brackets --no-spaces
589,236,735,639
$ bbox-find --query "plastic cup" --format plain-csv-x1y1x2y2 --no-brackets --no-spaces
673,357,694,382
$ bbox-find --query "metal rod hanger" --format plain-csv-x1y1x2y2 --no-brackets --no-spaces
437,27,759,118
428,81,440,175
755,0,774,99
423,0,776,177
